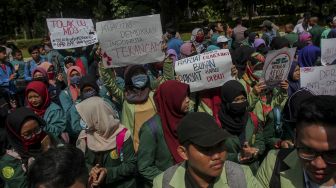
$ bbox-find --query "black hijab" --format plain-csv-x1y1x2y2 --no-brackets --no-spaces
270,37,290,50
6,107,46,159
233,46,255,79
219,80,249,136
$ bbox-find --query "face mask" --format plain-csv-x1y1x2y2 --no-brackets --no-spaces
195,35,204,43
47,72,55,80
80,119,88,130
70,75,81,86
22,131,47,152
81,89,97,100
258,47,269,55
131,74,148,88
253,70,263,79
228,101,248,115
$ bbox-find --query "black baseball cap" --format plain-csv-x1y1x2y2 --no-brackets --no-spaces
177,112,231,147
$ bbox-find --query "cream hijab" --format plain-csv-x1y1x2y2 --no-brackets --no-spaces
76,96,130,153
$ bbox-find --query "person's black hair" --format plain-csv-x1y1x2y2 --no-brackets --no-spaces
0,46,6,53
166,28,176,36
235,17,242,25
303,12,311,19
326,15,334,24
244,30,251,38
28,45,40,54
28,145,88,188
270,37,290,50
11,48,22,56
297,96,336,129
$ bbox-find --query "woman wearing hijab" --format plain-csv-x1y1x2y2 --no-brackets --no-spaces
59,66,82,114
219,80,265,174
137,80,189,187
263,88,314,151
190,28,206,54
239,52,288,124
0,107,58,187
233,46,255,79
76,97,136,188
26,81,67,141
253,38,269,55
179,42,197,59
287,61,301,96
298,45,321,67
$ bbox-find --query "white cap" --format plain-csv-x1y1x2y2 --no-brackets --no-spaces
217,36,228,43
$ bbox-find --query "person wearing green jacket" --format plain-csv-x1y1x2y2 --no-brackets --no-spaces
25,81,67,142
218,80,265,174
239,52,288,124
76,96,136,188
99,59,175,153
0,107,58,188
153,112,262,188
257,96,336,188
137,80,190,187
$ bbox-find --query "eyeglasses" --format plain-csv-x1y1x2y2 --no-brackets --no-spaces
21,127,42,140
297,147,336,164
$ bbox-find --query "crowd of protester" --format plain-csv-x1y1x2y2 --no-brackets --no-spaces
0,12,336,188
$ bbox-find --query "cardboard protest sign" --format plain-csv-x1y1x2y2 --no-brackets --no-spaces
321,38,336,65
300,65,336,95
47,18,98,49
263,47,296,87
175,49,233,92
96,14,165,67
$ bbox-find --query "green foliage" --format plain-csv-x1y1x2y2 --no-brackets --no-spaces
14,38,42,49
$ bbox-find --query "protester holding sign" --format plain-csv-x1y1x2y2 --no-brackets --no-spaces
240,52,288,124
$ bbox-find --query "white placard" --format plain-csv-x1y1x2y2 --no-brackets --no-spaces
175,49,233,92
263,47,296,87
96,14,165,67
321,38,336,65
300,65,336,95
47,18,98,49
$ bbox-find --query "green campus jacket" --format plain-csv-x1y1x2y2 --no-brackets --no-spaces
153,161,262,188
256,149,304,188
239,79,288,123
85,137,137,188
43,102,66,138
224,116,265,174
137,114,174,188
0,154,27,188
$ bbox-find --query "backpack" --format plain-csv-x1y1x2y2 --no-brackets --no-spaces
162,161,247,188
269,149,294,188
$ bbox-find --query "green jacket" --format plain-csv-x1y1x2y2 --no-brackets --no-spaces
0,153,27,188
153,161,262,188
309,24,325,47
224,116,265,174
239,79,288,123
256,149,304,188
85,137,137,188
137,114,174,187
43,102,66,138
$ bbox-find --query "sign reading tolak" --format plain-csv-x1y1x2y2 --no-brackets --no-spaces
175,49,233,92
96,14,165,67
47,18,98,49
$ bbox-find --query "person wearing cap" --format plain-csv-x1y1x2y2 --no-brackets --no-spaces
217,36,229,49
260,20,280,47
166,28,184,55
153,112,262,188
257,96,336,188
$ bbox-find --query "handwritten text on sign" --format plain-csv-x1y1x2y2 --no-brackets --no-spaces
263,47,296,87
300,65,336,95
47,18,98,49
96,14,165,67
175,49,233,92
321,38,336,65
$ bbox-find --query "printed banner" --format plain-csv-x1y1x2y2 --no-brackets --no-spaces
321,38,336,65
300,65,336,95
47,18,98,49
263,47,296,87
96,14,165,67
175,49,233,92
